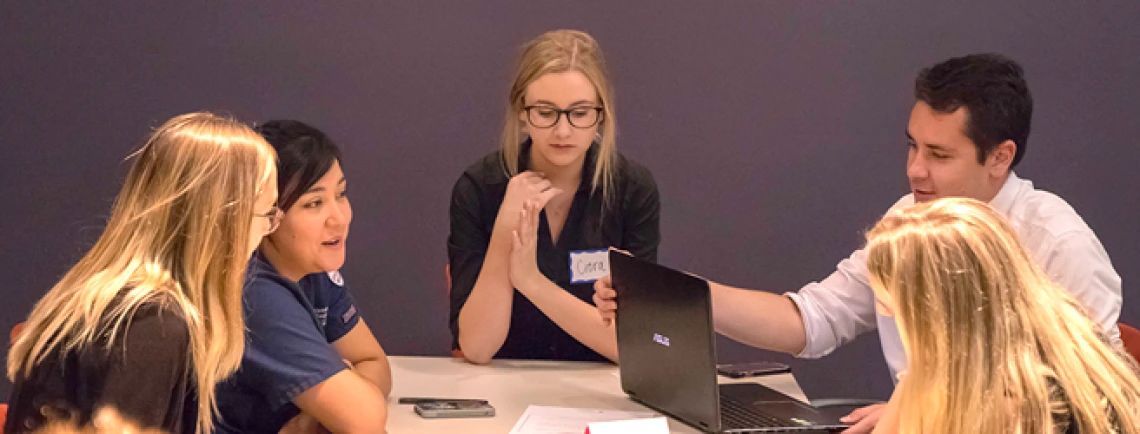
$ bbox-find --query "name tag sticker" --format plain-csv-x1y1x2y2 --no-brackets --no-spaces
570,249,609,284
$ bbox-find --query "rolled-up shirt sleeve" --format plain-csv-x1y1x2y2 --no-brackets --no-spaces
321,271,361,343
447,173,493,349
786,196,914,359
784,248,878,359
242,282,347,408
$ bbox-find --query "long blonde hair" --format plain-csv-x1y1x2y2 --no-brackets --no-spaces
500,29,618,206
866,197,1140,433
8,112,277,434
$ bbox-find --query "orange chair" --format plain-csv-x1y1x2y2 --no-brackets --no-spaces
445,263,452,295
1120,323,1140,362
2,322,19,427
10,321,24,344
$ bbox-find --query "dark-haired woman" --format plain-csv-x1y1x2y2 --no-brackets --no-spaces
214,120,390,434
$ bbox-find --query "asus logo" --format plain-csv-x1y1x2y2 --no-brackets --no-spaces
652,333,671,347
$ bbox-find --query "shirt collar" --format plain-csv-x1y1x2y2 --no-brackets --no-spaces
518,138,600,193
988,171,1028,216
250,250,279,274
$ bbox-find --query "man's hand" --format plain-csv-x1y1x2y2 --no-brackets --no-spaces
593,274,617,326
840,403,885,433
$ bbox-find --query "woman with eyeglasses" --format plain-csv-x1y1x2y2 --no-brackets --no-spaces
449,29,660,364
213,120,390,434
5,112,277,434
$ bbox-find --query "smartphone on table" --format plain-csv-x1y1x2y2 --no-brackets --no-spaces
413,400,496,418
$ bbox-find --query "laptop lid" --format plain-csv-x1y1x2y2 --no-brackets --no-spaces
611,251,724,432
611,251,849,433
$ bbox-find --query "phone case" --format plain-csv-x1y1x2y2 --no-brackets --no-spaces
414,401,496,418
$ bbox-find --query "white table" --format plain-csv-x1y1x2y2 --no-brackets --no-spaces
386,356,807,433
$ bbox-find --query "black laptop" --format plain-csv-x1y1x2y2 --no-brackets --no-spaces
610,251,848,433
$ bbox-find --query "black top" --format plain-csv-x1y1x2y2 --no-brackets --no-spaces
4,301,195,433
448,141,660,362
1048,379,1121,434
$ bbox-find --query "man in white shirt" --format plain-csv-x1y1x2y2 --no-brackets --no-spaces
594,53,1122,433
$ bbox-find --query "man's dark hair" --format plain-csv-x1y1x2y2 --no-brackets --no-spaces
915,53,1033,168
254,120,343,211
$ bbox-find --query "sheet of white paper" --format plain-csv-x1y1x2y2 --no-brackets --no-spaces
587,417,670,434
508,405,657,434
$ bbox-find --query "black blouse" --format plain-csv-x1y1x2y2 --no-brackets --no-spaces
4,302,196,433
448,141,660,362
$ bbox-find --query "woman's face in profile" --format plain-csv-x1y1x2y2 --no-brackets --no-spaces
267,160,352,275
519,70,601,170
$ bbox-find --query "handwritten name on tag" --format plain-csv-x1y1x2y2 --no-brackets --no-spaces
570,249,609,284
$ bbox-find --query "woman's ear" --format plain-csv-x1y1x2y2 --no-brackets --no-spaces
518,109,530,135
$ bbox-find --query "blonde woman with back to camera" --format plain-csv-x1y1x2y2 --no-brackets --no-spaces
865,198,1140,434
5,113,278,434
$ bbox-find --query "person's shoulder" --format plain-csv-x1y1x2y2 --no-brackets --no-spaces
1013,183,1096,239
129,294,187,324
125,297,190,346
613,152,657,192
245,257,295,296
886,193,916,213
451,150,509,206
321,269,346,288
459,150,510,184
242,262,308,319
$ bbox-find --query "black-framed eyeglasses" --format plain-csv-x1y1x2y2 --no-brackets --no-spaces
257,206,282,234
523,105,604,129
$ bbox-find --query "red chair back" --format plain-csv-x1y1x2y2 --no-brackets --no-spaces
9,321,24,345
4,323,23,427
1120,323,1140,362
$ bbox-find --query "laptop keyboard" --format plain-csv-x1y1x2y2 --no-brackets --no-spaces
719,394,786,429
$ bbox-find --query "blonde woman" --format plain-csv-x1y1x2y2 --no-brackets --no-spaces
866,198,1140,434
449,29,660,364
5,113,278,434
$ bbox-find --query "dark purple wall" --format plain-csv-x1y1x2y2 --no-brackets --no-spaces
3,2,1137,401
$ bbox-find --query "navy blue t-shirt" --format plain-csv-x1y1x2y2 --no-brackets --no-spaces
213,253,361,433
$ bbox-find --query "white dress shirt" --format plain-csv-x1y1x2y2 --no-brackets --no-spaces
785,172,1123,379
